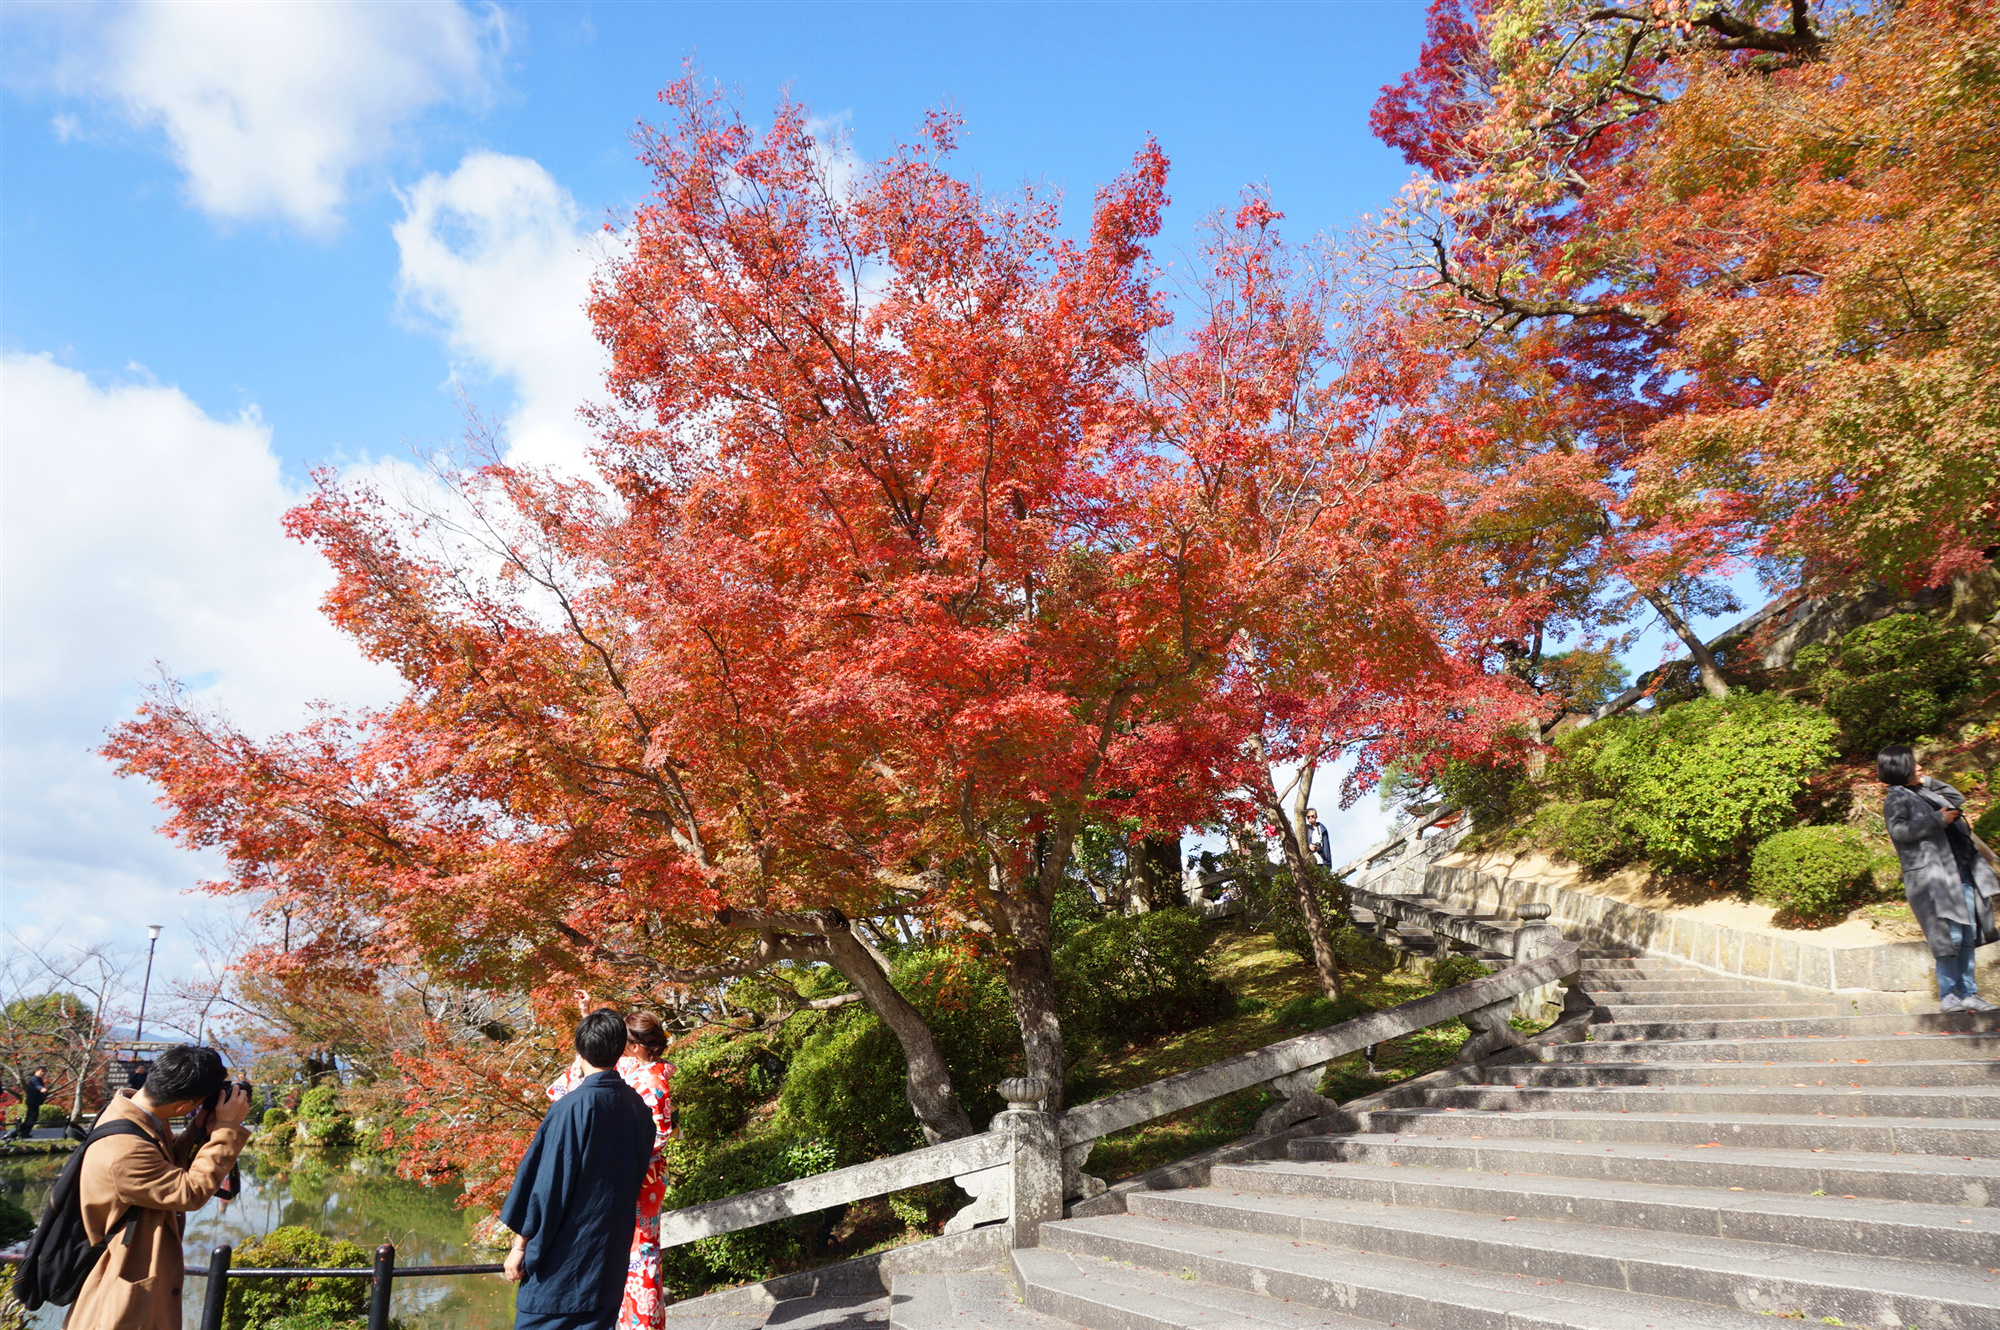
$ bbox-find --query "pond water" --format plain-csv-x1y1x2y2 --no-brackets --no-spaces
5,1147,517,1329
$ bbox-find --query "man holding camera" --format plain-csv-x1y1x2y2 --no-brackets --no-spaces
67,1044,249,1330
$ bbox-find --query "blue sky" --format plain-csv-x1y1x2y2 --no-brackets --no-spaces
0,1,1756,1014
6,2,1434,476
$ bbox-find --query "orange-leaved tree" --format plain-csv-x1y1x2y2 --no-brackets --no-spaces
108,76,1490,1160
1369,0,1999,674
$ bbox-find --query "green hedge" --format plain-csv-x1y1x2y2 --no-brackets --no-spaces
1796,614,1984,753
1056,908,1229,1049
672,1033,785,1144
1749,825,1877,918
222,1226,382,1330
1533,799,1640,869
776,947,1017,1165
295,1085,357,1148
1576,694,1840,872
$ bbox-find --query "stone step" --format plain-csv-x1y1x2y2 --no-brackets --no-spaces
1126,1188,2000,1325
889,1270,1073,1330
1421,1081,2000,1117
1056,1201,2000,1328
1588,1010,2000,1043
1578,985,1813,1002
1575,969,1710,983
1011,1248,1383,1330
1207,1158,2000,1263
1544,1030,2000,1063
1587,1003,1845,1023
1575,958,1705,972
1025,1224,1781,1330
665,1294,887,1329
1290,1132,2000,1206
1346,1104,2000,1155
1480,1058,2000,1088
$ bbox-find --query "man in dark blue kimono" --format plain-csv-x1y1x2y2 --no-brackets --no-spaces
502,1008,656,1330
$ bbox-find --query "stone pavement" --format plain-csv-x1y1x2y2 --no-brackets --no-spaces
675,948,2000,1329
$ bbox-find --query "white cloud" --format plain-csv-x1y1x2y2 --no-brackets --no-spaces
393,151,610,471
0,353,398,980
40,1,505,232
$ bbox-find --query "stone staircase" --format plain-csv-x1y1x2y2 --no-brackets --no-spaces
883,948,2000,1330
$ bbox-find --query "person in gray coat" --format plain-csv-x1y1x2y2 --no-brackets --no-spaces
1880,744,2000,1012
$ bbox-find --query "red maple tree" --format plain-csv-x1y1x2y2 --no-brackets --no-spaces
107,75,1539,1175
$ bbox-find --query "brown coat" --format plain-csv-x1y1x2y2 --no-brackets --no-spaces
63,1090,247,1330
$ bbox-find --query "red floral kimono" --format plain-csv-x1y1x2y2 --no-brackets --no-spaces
548,1055,674,1328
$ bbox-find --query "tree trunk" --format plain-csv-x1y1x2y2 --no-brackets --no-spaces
1646,590,1730,698
1129,834,1184,912
1001,939,1066,1113
819,927,976,1142
1255,749,1342,1002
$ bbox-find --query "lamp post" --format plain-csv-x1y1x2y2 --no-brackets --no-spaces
134,925,163,1044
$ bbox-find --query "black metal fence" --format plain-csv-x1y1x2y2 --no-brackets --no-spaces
1,1245,505,1330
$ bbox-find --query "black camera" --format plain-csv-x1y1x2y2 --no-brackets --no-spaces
201,1078,253,1116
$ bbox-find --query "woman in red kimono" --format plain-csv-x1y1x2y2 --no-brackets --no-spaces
548,1009,675,1328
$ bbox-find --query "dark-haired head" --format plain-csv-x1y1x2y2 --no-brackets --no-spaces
1877,744,1916,786
575,1008,628,1069
139,1045,225,1109
625,1011,667,1059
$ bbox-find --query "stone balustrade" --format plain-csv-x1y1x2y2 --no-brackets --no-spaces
650,906,1577,1259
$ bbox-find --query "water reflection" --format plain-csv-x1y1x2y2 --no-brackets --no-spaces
7,1148,516,1329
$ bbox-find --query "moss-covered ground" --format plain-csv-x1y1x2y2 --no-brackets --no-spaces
1065,920,1539,1183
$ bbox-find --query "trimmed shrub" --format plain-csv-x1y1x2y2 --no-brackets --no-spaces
295,1085,357,1149
258,1105,298,1156
1750,826,1877,918
1056,908,1229,1048
222,1226,378,1330
1588,694,1840,872
776,1017,921,1162
777,947,1016,1164
1547,718,1633,804
672,1033,785,1145
36,1105,69,1127
1534,799,1641,869
1797,614,1985,753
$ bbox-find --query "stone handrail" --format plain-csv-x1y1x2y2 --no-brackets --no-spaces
1054,920,1575,1202
657,1130,1009,1247
1341,811,1474,896
651,886,1575,1252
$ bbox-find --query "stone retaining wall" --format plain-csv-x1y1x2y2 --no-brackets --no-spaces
1421,863,2000,1008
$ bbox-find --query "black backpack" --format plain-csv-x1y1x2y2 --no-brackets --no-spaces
12,1118,155,1310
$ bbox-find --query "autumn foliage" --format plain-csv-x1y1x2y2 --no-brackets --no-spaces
1369,0,1999,642
103,0,2000,1201
106,76,1518,1172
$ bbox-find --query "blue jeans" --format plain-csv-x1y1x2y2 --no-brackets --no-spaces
1937,878,1982,1001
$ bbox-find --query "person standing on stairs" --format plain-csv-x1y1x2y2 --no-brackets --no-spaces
1880,744,2000,1012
